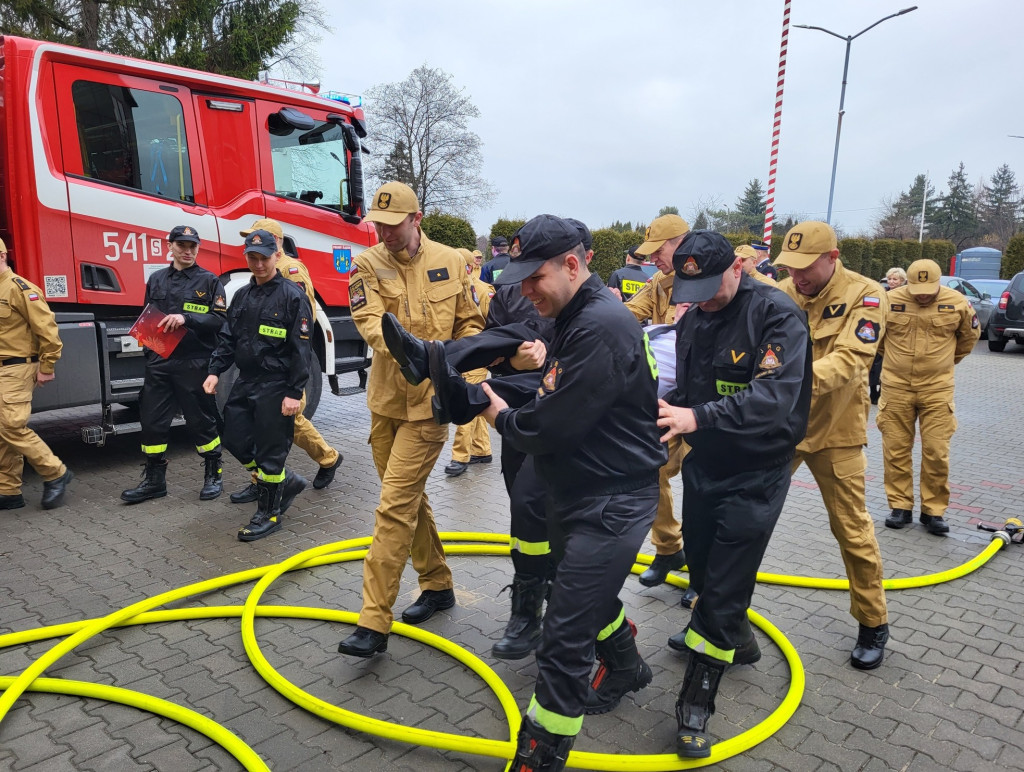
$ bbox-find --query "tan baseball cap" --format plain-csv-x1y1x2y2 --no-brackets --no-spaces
773,221,838,270
365,182,420,225
239,218,284,240
907,259,942,294
735,245,758,260
635,214,690,256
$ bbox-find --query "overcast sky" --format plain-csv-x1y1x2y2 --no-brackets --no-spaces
317,0,1023,240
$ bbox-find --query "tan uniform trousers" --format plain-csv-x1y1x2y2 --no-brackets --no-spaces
877,386,956,517
451,369,491,463
360,412,453,633
792,446,888,627
293,391,339,467
0,363,65,494
651,434,687,555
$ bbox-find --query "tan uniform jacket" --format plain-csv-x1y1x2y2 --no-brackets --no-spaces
624,271,677,325
779,261,885,452
349,231,484,421
0,268,62,373
276,254,316,310
748,269,777,287
468,265,493,320
879,285,978,391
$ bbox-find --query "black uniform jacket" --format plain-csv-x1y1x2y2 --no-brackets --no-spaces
144,263,227,362
208,273,312,399
485,283,556,377
495,273,668,499
607,264,651,301
668,275,812,475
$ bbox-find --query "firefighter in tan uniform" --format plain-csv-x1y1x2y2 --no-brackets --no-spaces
736,244,777,287
337,182,484,657
879,259,978,535
444,248,493,477
624,215,697,607
229,219,343,504
775,221,890,670
0,239,73,510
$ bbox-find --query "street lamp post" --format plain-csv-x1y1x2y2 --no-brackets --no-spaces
795,6,918,224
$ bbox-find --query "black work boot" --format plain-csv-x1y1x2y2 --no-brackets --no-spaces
638,549,686,587
280,469,308,514
584,618,653,715
675,652,727,758
41,468,74,510
199,456,223,500
121,458,167,504
885,508,912,529
492,575,545,660
509,715,575,772
381,312,429,385
0,493,26,510
238,481,283,541
680,587,699,610
920,513,949,535
230,482,258,503
428,341,475,425
850,623,889,670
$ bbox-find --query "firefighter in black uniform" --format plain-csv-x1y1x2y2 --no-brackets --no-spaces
472,215,666,772
203,230,312,541
657,230,812,759
607,244,650,301
122,225,227,504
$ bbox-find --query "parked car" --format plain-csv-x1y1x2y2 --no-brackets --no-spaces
939,276,996,338
987,271,1024,352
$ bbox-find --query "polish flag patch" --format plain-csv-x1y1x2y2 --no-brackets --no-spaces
862,296,880,307
27,292,39,301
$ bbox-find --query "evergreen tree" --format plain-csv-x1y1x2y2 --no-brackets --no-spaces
874,174,936,240
658,205,680,217
931,163,980,251
693,211,709,230
734,179,767,234
378,140,415,188
980,164,1020,250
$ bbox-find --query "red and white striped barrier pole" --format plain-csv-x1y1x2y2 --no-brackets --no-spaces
763,0,791,247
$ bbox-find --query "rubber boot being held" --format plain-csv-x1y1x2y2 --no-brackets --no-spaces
238,480,283,542
199,456,223,500
675,651,727,758
121,456,168,504
508,714,575,772
492,574,545,660
584,617,653,715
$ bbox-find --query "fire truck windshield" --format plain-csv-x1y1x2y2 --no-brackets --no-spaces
268,120,351,212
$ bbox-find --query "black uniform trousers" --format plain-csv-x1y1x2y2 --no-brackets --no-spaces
222,375,295,481
139,358,221,457
443,326,552,576
682,459,791,654
535,484,657,724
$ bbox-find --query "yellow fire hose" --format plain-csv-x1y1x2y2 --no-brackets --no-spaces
0,531,1010,770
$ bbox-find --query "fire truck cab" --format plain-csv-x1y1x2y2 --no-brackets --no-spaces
0,35,375,443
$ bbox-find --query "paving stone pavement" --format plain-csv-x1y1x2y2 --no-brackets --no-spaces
1,339,1023,771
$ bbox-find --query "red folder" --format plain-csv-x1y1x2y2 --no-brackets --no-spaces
129,303,186,358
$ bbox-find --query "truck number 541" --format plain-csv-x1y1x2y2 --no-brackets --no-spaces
103,231,165,262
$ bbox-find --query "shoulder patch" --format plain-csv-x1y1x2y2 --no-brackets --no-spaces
214,294,227,310
13,277,30,291
428,267,450,283
349,278,367,310
855,318,878,343
288,266,300,275
538,360,563,395
862,296,879,307
27,291,40,301
938,304,955,312
758,344,783,371
890,303,905,312
823,303,847,319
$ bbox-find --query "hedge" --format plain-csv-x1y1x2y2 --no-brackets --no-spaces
421,212,476,250
1004,235,1024,279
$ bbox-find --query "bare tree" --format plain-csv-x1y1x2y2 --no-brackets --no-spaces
365,65,496,216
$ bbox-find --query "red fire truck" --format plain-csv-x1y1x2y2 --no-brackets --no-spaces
0,35,375,443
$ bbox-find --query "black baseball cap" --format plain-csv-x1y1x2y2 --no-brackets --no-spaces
564,218,592,251
168,225,200,244
670,230,737,303
491,214,582,286
627,244,641,259
244,229,278,258
491,235,509,247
